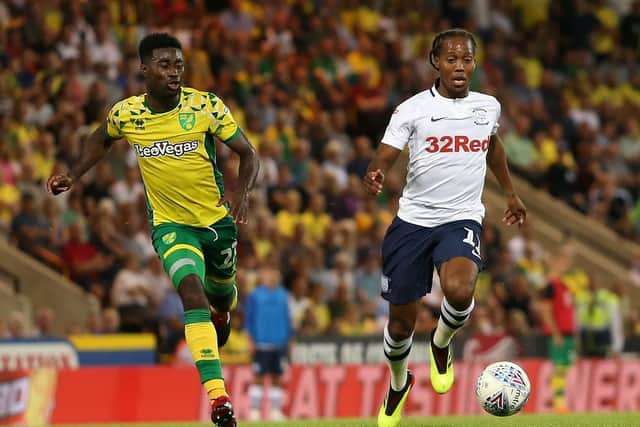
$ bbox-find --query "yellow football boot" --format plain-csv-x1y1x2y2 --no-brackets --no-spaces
429,330,454,394
378,371,414,427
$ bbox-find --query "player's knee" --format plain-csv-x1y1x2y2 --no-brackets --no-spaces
444,276,475,310
178,275,209,311
387,317,414,341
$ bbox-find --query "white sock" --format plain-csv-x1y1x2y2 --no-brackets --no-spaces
270,386,284,412
433,298,475,348
383,323,413,391
248,384,263,411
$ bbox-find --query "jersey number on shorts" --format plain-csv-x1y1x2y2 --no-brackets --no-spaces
462,227,481,259
220,241,238,268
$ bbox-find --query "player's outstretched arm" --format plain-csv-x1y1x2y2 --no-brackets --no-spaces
221,131,259,224
363,143,402,196
46,123,117,196
487,134,526,226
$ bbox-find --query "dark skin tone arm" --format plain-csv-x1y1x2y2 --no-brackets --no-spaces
487,134,527,226
46,124,116,195
362,143,402,196
47,118,260,224
217,129,260,224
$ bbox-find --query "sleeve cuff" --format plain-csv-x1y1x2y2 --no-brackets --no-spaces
380,139,405,150
221,127,242,144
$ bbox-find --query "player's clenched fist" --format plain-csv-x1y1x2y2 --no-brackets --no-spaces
363,169,385,196
46,174,73,196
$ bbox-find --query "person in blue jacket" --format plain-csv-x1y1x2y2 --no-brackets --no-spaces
244,266,293,421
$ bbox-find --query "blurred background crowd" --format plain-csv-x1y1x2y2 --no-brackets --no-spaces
1,0,639,362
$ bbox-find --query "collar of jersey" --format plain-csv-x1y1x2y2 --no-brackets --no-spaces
430,79,469,103
143,90,183,114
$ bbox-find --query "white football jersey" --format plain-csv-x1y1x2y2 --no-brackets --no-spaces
381,83,501,227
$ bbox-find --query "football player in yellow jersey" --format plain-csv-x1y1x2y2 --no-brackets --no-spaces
47,33,259,427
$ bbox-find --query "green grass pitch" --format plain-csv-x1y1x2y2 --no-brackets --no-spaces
56,412,640,427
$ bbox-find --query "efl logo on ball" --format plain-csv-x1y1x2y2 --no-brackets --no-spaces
475,361,531,417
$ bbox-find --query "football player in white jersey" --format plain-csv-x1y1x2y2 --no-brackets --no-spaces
365,29,527,427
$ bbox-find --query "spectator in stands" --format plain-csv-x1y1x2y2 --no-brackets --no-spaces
109,165,144,206
540,245,578,414
497,272,535,327
301,193,331,244
576,274,624,357
307,282,331,334
111,254,153,332
5,310,28,338
245,266,292,421
288,273,311,331
62,218,113,296
347,135,374,179
503,116,541,183
354,248,381,305
157,284,184,356
10,192,63,269
32,307,55,337
275,189,303,239
0,162,20,236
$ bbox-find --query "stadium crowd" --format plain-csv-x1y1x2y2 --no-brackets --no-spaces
0,0,639,361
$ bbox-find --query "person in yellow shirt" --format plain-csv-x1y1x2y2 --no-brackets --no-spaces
339,302,367,336
513,0,551,29
32,131,56,183
301,193,332,243
8,100,38,149
0,173,19,234
276,189,303,239
346,34,382,88
264,111,296,162
308,282,331,333
251,212,275,262
340,2,381,34
533,131,554,167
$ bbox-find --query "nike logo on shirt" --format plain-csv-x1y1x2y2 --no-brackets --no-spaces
431,116,473,122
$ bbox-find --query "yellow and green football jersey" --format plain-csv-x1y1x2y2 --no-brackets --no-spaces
106,87,241,228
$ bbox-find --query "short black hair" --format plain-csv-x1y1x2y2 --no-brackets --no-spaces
138,33,182,64
429,29,477,71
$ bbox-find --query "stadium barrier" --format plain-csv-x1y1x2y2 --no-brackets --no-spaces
68,333,156,365
0,334,156,374
1,358,638,425
484,174,640,301
0,369,58,426
0,241,100,336
0,338,78,371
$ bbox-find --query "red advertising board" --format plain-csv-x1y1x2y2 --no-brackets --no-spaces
0,372,30,425
50,367,202,424
217,359,640,420
0,369,57,426
43,358,640,424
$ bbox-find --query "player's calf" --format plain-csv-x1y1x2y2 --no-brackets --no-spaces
433,297,475,349
430,298,474,394
206,284,237,348
210,311,231,348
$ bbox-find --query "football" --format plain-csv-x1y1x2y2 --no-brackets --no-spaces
475,361,531,416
